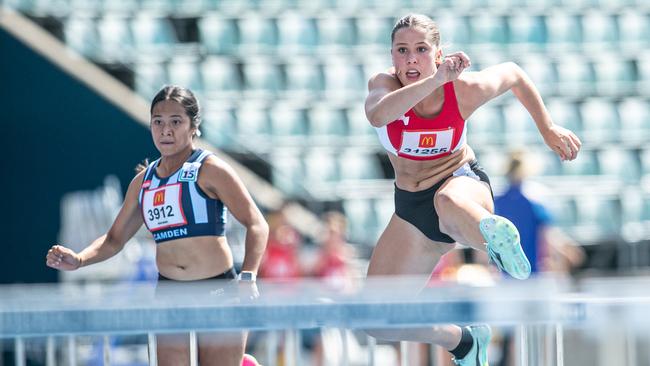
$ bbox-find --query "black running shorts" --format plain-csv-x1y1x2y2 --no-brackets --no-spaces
394,160,492,243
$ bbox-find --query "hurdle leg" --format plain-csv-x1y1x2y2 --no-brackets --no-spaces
626,327,637,366
527,325,538,366
66,335,77,366
400,341,409,366
516,325,528,366
46,336,56,366
555,324,564,366
265,331,278,366
531,324,544,366
189,331,198,366
340,328,349,366
103,335,111,366
148,333,157,366
283,329,295,366
366,334,376,366
15,337,25,366
294,329,302,365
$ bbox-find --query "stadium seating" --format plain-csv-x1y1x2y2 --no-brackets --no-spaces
198,14,238,55
11,1,649,245
64,16,99,58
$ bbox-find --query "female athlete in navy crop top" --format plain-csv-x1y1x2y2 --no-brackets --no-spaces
46,86,269,366
363,14,581,365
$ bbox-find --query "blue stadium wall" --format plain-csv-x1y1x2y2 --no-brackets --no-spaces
0,28,159,284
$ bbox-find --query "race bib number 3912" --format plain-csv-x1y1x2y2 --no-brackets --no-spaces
399,128,454,157
141,184,187,231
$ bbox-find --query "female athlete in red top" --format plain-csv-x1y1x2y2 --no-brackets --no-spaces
364,14,581,365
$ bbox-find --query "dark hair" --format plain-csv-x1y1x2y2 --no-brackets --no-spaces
150,85,202,138
391,14,441,47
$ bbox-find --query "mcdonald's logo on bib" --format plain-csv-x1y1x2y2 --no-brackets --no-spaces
153,190,165,206
418,134,437,147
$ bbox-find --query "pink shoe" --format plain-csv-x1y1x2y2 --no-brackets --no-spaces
242,354,261,366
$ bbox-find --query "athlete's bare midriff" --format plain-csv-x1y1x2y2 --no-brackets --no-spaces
156,235,233,280
391,144,475,192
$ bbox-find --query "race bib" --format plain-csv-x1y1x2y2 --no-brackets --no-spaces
399,129,454,158
141,184,187,231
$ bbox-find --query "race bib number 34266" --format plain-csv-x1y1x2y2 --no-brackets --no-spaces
141,184,187,231
398,128,455,157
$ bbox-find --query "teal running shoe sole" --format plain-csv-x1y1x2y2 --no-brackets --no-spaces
453,324,491,366
480,215,531,280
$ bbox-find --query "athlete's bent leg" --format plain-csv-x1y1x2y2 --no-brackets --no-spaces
435,176,531,279
434,176,494,249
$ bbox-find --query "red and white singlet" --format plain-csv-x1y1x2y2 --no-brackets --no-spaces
375,82,467,161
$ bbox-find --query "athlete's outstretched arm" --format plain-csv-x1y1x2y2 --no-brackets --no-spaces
46,171,146,271
460,62,581,161
365,52,471,127
201,157,269,275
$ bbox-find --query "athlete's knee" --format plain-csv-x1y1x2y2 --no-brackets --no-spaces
434,191,463,234
434,189,463,214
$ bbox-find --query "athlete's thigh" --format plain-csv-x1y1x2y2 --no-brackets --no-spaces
198,331,246,366
436,175,494,213
157,333,190,366
367,214,454,278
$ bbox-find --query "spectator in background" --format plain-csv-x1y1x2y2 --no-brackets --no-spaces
305,211,360,366
494,150,585,275
254,205,304,364
495,150,585,366
258,206,303,280
312,211,358,287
